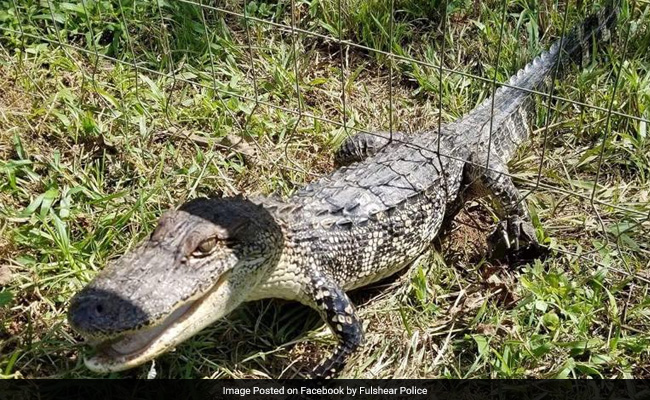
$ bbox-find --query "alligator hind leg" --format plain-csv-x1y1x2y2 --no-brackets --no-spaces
465,154,540,259
305,272,363,378
334,131,405,166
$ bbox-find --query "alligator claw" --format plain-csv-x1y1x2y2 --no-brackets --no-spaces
488,216,540,260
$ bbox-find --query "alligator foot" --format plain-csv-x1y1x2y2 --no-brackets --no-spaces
306,272,363,378
487,215,547,262
465,154,548,263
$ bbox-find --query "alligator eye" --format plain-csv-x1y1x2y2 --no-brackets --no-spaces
196,238,217,254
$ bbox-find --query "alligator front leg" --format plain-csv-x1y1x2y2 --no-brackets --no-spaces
465,155,540,258
306,272,363,378
334,131,405,166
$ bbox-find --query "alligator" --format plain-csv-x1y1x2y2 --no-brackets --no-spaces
68,3,619,378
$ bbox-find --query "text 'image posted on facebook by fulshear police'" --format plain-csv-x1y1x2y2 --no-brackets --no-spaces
222,385,428,396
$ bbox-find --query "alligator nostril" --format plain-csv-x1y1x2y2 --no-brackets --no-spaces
69,288,149,335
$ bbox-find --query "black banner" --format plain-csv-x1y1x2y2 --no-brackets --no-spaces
1,380,650,400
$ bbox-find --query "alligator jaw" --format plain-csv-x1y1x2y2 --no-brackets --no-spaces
84,271,237,373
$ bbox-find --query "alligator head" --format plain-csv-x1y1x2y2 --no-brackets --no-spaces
68,197,283,372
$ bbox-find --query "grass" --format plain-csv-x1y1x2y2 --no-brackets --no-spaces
0,0,649,378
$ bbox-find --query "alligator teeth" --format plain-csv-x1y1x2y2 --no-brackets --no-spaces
109,303,192,355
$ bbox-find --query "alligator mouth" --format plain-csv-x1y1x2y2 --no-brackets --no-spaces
93,302,194,358
83,271,233,373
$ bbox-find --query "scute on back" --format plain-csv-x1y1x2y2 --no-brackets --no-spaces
291,128,466,224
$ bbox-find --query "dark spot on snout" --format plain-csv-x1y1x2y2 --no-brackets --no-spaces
68,287,149,336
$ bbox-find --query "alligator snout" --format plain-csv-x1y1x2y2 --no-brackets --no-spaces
68,287,149,337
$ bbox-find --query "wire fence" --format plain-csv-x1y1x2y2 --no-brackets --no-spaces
1,0,649,277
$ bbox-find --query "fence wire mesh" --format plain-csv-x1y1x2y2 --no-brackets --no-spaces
1,0,649,281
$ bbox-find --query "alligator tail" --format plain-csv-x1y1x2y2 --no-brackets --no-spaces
468,1,620,161
510,0,619,90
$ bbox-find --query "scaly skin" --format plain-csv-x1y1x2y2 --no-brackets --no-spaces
68,4,618,378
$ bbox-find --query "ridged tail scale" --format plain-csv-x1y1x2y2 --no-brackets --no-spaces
464,1,620,162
